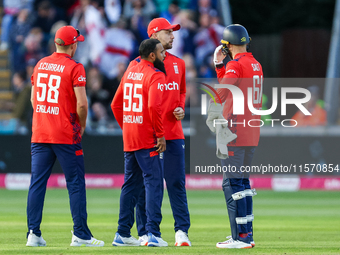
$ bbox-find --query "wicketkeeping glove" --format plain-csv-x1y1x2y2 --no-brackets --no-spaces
206,102,226,133
215,124,237,159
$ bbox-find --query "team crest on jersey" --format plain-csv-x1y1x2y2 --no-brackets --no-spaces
173,64,179,74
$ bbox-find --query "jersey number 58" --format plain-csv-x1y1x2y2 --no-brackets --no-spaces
36,73,61,103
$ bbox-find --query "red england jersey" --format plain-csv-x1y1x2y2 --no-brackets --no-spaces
127,51,186,140
31,52,87,144
216,52,263,147
111,59,165,152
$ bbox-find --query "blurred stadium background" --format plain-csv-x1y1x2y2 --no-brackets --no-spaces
0,0,339,189
0,0,340,253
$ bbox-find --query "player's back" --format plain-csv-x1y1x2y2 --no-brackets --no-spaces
223,52,263,147
119,59,165,151
127,53,185,140
31,52,86,144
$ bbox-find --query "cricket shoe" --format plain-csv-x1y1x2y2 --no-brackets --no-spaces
26,230,46,247
112,232,140,246
70,231,104,247
175,230,191,246
216,236,252,249
147,233,168,247
138,234,148,246
249,233,255,247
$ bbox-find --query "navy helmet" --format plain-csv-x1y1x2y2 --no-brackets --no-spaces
221,24,251,45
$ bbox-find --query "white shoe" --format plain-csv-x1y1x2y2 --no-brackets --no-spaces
26,230,46,247
216,236,252,249
147,233,168,247
112,232,140,246
175,230,191,246
70,231,104,247
138,234,148,246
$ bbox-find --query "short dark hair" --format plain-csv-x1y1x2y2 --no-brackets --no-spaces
139,39,161,59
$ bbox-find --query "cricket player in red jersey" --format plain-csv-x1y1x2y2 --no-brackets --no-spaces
111,39,168,247
206,24,262,249
26,26,104,247
127,17,191,247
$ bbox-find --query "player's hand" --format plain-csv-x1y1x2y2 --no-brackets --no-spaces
155,137,166,153
214,45,226,66
173,107,185,120
80,127,85,136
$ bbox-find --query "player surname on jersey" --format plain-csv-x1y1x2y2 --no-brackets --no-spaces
123,114,143,124
36,104,59,115
37,62,65,73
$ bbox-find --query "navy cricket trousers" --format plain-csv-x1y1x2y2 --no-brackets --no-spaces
136,139,190,236
117,148,164,237
221,146,256,234
27,143,92,239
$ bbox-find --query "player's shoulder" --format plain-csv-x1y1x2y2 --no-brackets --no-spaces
166,52,185,65
63,55,82,67
132,56,142,65
148,67,165,81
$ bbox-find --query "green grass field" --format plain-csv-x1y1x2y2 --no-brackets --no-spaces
0,189,339,254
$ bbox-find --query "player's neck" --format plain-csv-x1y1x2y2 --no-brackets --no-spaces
56,50,72,57
231,50,247,59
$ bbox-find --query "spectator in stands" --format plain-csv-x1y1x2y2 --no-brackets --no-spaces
153,0,190,13
291,85,327,126
24,27,46,65
11,70,32,128
26,58,38,83
105,0,122,25
123,0,156,20
168,9,197,58
79,0,107,66
124,0,156,56
32,0,66,42
87,67,110,125
48,20,68,55
194,11,223,77
99,18,134,84
0,0,22,51
0,71,32,133
9,9,31,73
70,1,90,65
183,53,198,108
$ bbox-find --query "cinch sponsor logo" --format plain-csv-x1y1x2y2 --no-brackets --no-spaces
157,81,179,91
78,75,86,82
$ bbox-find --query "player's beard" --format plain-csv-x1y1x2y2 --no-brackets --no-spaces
154,57,166,75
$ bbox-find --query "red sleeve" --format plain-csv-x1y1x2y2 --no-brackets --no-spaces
216,61,241,103
111,79,124,129
72,64,87,87
148,72,165,138
179,60,186,109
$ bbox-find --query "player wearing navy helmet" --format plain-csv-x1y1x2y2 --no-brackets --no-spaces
207,24,261,249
